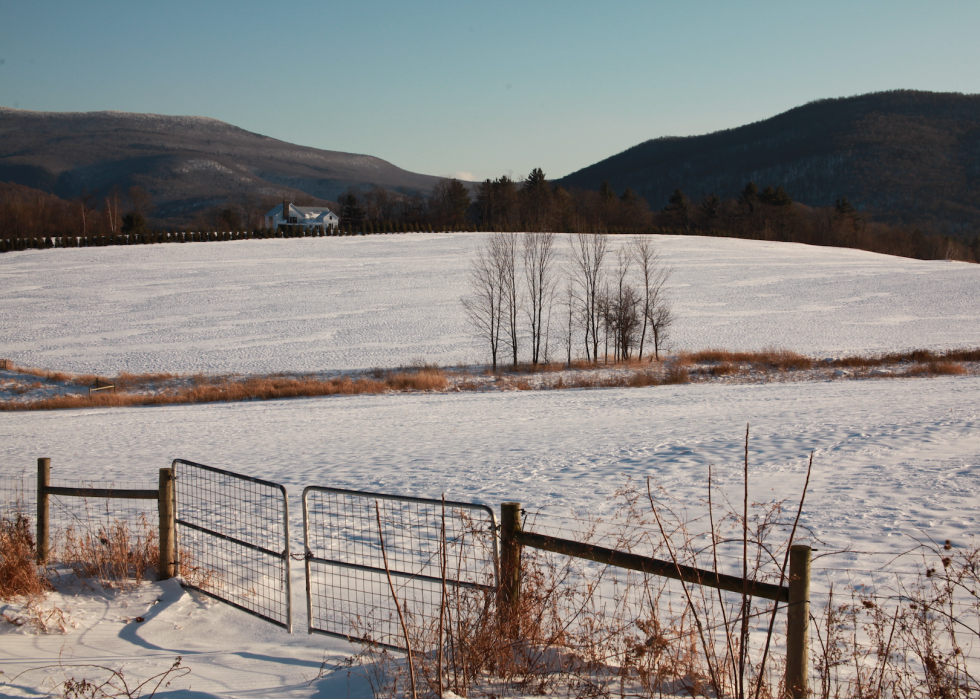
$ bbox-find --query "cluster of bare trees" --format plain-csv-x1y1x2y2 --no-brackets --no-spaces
463,233,673,371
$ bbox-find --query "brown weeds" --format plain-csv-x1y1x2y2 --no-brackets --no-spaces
3,345,976,411
0,511,52,599
58,514,159,588
383,369,448,391
688,347,814,371
905,361,968,377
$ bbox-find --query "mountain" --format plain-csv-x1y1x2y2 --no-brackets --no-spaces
0,108,447,223
556,90,980,234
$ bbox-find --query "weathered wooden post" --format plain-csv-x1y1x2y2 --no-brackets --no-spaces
786,544,811,699
158,468,176,580
500,502,523,630
36,458,50,563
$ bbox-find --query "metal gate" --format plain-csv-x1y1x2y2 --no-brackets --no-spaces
302,487,498,649
172,459,292,631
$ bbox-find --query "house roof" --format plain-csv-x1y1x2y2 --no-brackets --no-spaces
266,203,338,221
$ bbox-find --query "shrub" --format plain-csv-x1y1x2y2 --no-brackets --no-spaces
0,511,52,600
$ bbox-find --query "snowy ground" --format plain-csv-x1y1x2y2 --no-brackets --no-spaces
2,234,978,375
1,235,979,697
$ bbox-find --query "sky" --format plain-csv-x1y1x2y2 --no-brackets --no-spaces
2,1,979,183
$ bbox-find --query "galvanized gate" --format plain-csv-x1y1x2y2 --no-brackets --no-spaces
302,487,498,649
172,459,292,631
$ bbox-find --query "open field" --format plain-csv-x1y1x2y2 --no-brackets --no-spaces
2,234,979,375
2,234,979,697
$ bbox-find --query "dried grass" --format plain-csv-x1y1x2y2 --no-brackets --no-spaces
3,345,976,412
57,515,158,589
0,510,53,600
664,364,690,384
688,347,814,371
382,369,448,391
904,361,968,377
709,361,738,376
341,439,980,698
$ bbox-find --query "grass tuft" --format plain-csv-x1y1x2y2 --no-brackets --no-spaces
0,511,52,600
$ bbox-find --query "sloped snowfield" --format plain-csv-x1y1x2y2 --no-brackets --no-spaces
2,233,978,374
1,234,979,698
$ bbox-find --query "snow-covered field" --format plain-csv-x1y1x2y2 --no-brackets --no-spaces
1,235,979,698
2,234,978,375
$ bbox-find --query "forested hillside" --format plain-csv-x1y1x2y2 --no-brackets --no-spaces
0,108,445,225
557,91,980,236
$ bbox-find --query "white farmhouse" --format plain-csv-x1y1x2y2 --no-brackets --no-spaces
264,200,339,231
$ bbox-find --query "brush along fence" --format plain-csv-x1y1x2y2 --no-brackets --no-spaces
302,486,498,650
502,502,811,699
171,459,292,631
31,458,175,580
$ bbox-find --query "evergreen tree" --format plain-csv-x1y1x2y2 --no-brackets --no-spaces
121,212,147,235
664,189,690,228
699,193,721,221
835,197,857,217
738,182,759,213
759,185,792,207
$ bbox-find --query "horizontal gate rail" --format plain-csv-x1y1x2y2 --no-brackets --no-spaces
303,486,498,650
172,459,292,632
174,518,285,559
306,555,493,592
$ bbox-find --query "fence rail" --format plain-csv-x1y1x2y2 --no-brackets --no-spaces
8,459,817,696
32,458,175,580
501,502,811,699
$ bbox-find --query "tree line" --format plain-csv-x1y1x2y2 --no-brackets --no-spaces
4,170,979,263
462,232,673,371
334,173,980,263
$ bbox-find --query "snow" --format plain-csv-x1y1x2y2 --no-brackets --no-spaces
1,234,979,697
1,234,978,375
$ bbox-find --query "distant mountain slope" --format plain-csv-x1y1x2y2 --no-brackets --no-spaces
556,90,980,233
0,108,446,222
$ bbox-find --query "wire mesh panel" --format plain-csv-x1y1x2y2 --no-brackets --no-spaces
2,472,157,549
172,459,291,631
303,487,498,650
0,473,35,518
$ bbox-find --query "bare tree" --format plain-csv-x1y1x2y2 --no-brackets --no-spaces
499,233,520,365
462,235,506,371
105,186,121,234
237,193,263,230
522,231,557,366
648,302,674,361
610,247,633,361
561,275,576,366
128,186,154,219
569,233,608,362
630,237,673,361
77,190,96,236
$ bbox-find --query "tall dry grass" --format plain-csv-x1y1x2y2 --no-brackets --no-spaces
57,515,159,588
0,510,52,600
336,432,980,698
686,347,815,371
1,368,449,411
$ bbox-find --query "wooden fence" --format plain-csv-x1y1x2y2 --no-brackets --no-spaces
499,502,811,699
35,457,175,580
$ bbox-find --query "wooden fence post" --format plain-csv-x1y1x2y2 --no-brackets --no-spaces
786,544,811,699
36,458,50,563
500,502,523,629
158,468,175,580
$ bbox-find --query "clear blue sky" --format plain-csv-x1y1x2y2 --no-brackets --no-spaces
2,1,978,183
